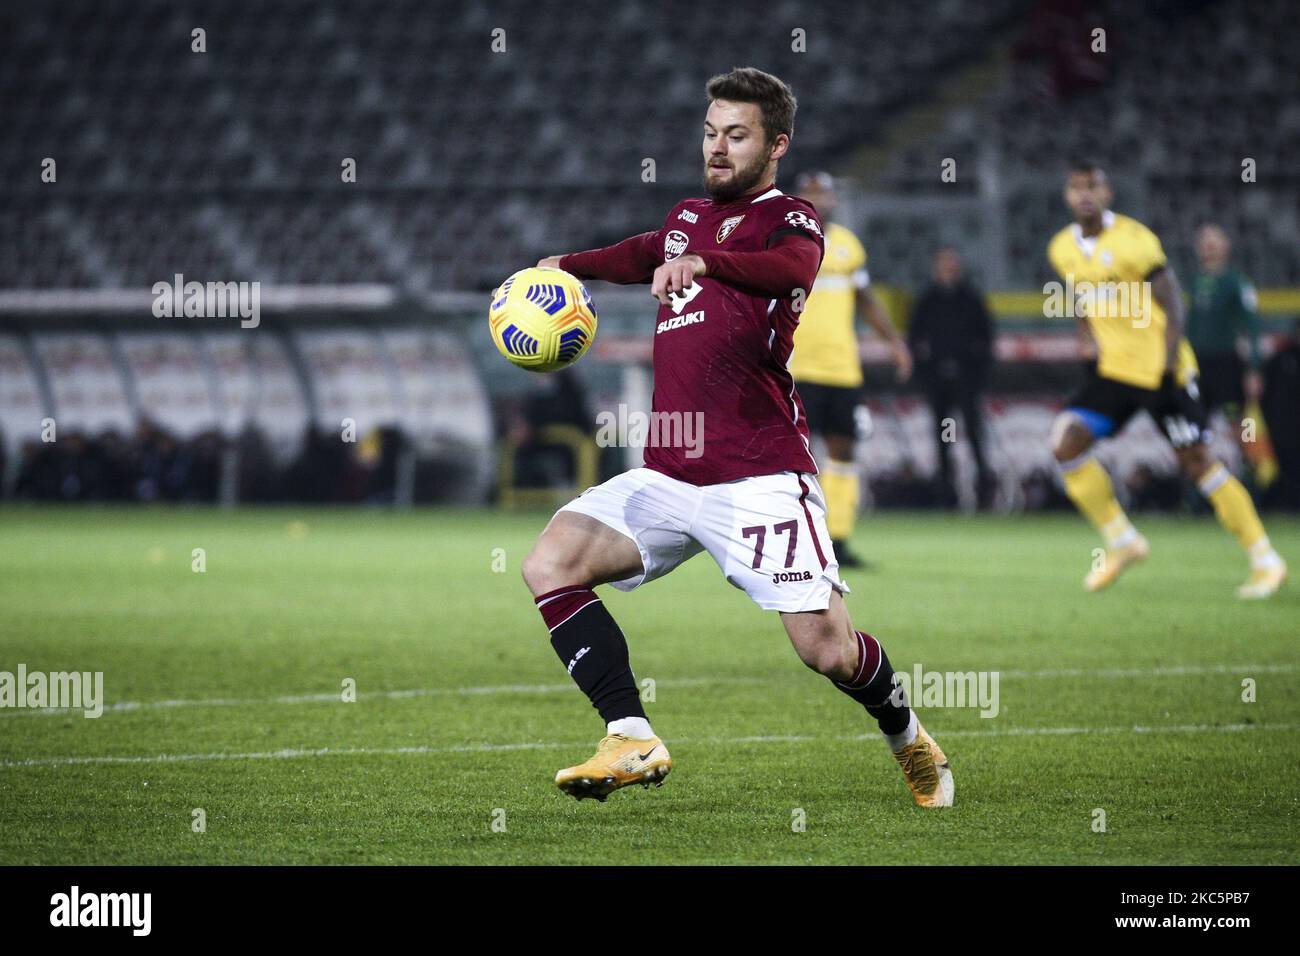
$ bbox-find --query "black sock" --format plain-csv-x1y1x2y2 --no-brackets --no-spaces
535,586,645,724
833,630,912,737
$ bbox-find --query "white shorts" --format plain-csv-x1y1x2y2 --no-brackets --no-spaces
559,467,848,613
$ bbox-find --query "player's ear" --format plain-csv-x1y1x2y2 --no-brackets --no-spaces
768,133,790,162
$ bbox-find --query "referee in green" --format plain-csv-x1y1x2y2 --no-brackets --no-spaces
1187,224,1262,424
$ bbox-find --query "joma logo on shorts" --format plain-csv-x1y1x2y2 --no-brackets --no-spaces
771,570,813,584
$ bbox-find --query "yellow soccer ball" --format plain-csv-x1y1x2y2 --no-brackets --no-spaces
487,267,598,372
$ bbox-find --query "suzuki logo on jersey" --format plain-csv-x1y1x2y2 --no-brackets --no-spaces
772,570,814,584
677,209,699,224
716,215,745,243
656,310,704,334
664,230,689,260
784,210,823,237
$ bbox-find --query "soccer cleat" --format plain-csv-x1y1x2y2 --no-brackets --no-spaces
554,733,671,802
891,720,954,808
1083,534,1150,592
1236,560,1287,600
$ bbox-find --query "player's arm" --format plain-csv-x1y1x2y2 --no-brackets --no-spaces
1149,265,1183,373
856,285,911,382
537,230,663,285
653,232,822,305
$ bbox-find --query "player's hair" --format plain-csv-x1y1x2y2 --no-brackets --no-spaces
1068,159,1106,178
706,67,797,145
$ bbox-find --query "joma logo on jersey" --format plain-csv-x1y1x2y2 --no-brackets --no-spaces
771,570,813,584
677,209,699,224
664,230,689,260
656,310,704,333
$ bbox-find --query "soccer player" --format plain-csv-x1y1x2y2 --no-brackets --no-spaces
790,171,912,567
527,68,953,807
1046,162,1286,598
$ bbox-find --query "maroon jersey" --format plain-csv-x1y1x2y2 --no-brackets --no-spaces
560,185,826,485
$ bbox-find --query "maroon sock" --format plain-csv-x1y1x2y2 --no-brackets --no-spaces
535,586,646,724
833,630,911,735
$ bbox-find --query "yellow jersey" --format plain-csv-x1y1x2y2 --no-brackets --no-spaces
790,222,868,388
1047,211,1197,390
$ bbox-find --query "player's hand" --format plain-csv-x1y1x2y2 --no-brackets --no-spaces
892,342,914,383
1244,369,1263,402
536,256,564,270
651,254,706,306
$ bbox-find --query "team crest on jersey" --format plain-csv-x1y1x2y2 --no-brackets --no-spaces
664,229,689,260
717,215,745,243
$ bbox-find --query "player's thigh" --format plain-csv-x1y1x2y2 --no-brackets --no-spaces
692,471,848,613
820,386,860,459
1053,373,1132,460
1048,411,1095,461
526,467,703,597
797,381,830,436
522,510,644,595
1150,374,1211,456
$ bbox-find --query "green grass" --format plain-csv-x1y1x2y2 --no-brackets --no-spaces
0,505,1297,865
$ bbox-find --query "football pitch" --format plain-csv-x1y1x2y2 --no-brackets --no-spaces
1,506,1296,866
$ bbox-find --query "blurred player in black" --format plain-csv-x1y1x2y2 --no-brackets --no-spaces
907,247,995,508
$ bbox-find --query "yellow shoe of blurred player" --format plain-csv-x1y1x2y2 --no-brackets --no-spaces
1236,560,1287,599
555,733,671,802
891,720,954,808
1083,534,1150,592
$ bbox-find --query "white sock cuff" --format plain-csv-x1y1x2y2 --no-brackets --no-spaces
884,710,918,752
607,717,654,739
1198,463,1230,496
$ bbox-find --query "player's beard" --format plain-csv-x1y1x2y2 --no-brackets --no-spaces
704,150,768,202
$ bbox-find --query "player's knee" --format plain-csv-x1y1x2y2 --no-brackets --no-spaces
521,539,584,597
796,627,856,680
1050,415,1089,462
1178,445,1214,481
825,434,854,462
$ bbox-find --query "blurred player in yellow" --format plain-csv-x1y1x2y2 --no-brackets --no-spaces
1046,162,1286,598
792,171,911,568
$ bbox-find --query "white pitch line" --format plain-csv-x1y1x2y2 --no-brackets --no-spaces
1,722,1295,769
0,675,765,718
2,662,1294,719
